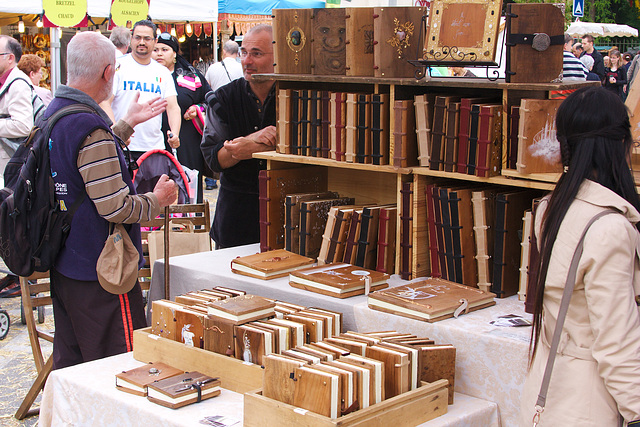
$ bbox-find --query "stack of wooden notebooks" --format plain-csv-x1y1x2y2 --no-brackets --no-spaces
115,361,221,409
262,329,456,419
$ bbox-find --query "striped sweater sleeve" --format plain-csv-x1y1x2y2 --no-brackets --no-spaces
77,127,160,223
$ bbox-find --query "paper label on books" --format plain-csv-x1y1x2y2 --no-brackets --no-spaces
294,408,309,415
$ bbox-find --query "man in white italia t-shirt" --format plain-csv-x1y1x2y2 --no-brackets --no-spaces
101,20,181,158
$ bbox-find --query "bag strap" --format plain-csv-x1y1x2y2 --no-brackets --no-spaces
533,209,618,426
0,76,31,100
221,60,232,82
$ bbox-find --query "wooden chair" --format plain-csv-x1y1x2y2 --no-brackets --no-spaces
15,271,53,420
138,203,211,296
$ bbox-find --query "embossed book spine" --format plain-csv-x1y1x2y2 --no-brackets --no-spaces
466,104,480,175
371,94,388,165
447,190,464,284
414,94,432,167
330,92,347,162
376,206,397,274
356,94,372,164
345,93,357,163
456,98,472,173
425,184,441,279
393,100,417,168
400,181,414,280
443,101,460,172
291,90,301,155
310,90,321,157
438,188,455,282
430,96,447,170
343,209,361,264
321,90,331,158
476,104,502,178
277,89,291,154
258,170,271,252
299,90,310,156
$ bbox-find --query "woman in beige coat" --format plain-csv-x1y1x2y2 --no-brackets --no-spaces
520,86,640,426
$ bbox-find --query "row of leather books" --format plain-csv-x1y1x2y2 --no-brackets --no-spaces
262,330,456,419
272,7,425,78
423,183,542,298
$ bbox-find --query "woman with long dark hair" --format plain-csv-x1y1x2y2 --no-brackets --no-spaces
519,86,640,426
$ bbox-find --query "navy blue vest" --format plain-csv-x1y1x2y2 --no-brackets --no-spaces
47,97,142,281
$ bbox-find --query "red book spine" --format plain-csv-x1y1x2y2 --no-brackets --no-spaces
475,106,492,178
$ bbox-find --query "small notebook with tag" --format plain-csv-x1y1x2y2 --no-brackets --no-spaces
289,263,389,298
146,371,221,409
231,249,314,280
115,362,183,397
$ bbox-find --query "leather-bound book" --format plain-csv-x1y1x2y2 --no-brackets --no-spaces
310,90,322,157
289,263,389,298
344,93,358,163
392,100,418,168
116,362,183,397
430,96,457,171
277,89,291,154
425,184,441,279
318,206,353,265
365,344,409,399
507,106,520,170
475,104,503,178
342,208,363,264
273,8,312,75
368,278,496,322
150,299,183,341
293,366,341,419
299,197,355,259
298,90,311,156
471,188,499,293
291,90,301,155
231,249,314,280
286,191,339,254
400,181,414,280
175,305,207,349
505,3,564,83
466,104,481,175
373,6,426,78
203,315,236,357
261,167,329,252
492,190,538,298
414,94,433,167
355,205,381,269
356,93,372,164
371,93,390,165
445,188,463,284
263,354,306,405
311,8,346,76
321,91,331,158
415,344,456,404
147,372,221,409
437,187,455,281
443,101,460,172
376,206,397,274
206,294,276,324
449,187,478,287
516,98,563,174
330,92,347,162
234,323,275,365
457,97,500,174
518,210,533,301
345,7,375,77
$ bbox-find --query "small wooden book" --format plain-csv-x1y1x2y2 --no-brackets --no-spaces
206,294,275,324
231,249,314,280
115,362,183,397
293,365,342,419
415,343,456,404
289,263,389,299
263,354,306,405
368,278,496,322
234,324,274,365
147,371,221,409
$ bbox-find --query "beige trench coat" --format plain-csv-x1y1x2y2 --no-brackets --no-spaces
520,180,640,426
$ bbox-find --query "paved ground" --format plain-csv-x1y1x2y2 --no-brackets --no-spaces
0,184,217,426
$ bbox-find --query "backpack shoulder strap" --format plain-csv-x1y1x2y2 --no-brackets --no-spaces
0,76,32,100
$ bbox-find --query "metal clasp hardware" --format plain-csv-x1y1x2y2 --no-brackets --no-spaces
532,405,543,427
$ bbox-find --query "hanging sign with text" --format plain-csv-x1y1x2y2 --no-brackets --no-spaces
110,0,150,28
42,0,87,28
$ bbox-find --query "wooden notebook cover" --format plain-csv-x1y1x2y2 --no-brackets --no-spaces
234,324,274,365
368,278,496,322
330,92,347,161
449,187,478,287
516,99,563,174
297,90,311,156
319,206,354,265
466,104,481,175
373,6,425,78
296,312,331,341
333,207,356,264
147,372,221,409
203,315,236,357
266,318,305,348
116,362,183,397
376,341,418,391
312,8,347,76
175,307,205,349
290,263,389,294
377,206,397,274
312,363,356,413
264,166,329,252
443,101,460,172
277,89,292,154
273,8,313,75
430,96,459,170
263,354,306,405
326,360,368,409
355,205,381,270
506,3,564,83
212,287,245,297
417,344,456,405
324,337,368,357
371,93,390,166
414,94,433,167
231,249,314,279
150,300,182,341
355,94,373,164
345,7,375,77
286,191,339,254
392,100,418,168
284,313,322,344
254,321,289,353
293,366,341,419
206,294,275,322
471,188,499,292
365,345,409,399
341,355,384,404
475,104,503,178
300,197,355,259
308,307,343,336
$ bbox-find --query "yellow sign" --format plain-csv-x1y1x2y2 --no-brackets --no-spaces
110,0,150,28
42,0,87,28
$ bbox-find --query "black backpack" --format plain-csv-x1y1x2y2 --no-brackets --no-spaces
0,104,93,276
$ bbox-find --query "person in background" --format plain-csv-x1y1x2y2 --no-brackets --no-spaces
603,55,611,70
153,33,211,203
603,50,626,99
572,42,584,58
519,86,640,427
627,52,640,94
450,66,476,77
580,55,601,82
201,24,276,248
205,40,243,91
17,54,52,106
562,34,586,81
622,52,633,98
580,34,605,80
110,26,131,59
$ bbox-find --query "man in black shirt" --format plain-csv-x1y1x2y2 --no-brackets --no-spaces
201,25,276,248
580,34,605,81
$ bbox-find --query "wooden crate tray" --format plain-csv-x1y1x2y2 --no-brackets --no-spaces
132,327,264,394
244,380,448,427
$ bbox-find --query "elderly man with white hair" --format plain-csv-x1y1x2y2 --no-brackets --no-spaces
46,31,178,369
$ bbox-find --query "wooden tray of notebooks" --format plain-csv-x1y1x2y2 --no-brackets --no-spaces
244,380,448,427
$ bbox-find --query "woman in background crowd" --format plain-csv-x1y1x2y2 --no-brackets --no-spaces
153,33,211,203
519,86,640,426
17,54,52,106
603,50,626,99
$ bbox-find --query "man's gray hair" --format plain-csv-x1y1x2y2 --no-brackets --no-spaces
580,54,594,71
564,33,574,45
110,26,131,49
0,35,22,62
246,24,272,39
67,32,115,85
223,40,239,55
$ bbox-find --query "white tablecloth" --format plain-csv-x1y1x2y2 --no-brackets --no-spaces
39,352,499,426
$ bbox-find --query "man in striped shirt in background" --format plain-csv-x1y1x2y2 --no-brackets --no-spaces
46,31,178,369
563,33,587,81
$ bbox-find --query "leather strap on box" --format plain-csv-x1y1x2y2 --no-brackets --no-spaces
507,33,563,51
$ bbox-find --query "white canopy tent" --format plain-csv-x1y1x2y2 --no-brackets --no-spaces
566,21,638,38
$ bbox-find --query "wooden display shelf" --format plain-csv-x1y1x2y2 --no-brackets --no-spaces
132,327,264,394
244,380,449,427
416,167,555,191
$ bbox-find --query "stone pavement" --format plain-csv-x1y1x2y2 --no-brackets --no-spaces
0,185,217,426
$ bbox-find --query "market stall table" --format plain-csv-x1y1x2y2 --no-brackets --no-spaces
38,352,500,426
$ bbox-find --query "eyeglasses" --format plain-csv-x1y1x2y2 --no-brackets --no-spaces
133,35,154,43
0,52,11,57
239,49,272,59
